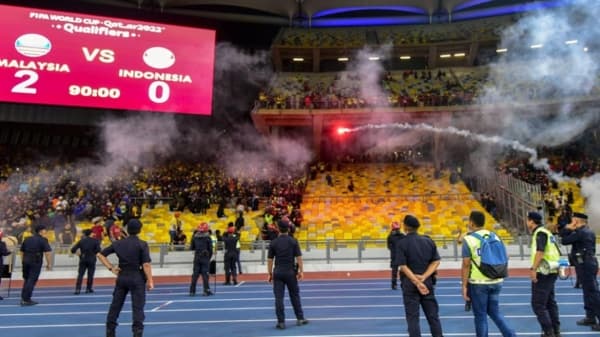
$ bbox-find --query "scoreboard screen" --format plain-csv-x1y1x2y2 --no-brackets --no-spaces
0,4,216,115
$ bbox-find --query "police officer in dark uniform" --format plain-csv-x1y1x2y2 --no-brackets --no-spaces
20,224,52,306
223,226,239,285
267,220,308,330
387,221,405,290
71,228,101,294
396,215,444,337
560,212,600,331
97,219,154,337
0,230,11,300
189,222,213,296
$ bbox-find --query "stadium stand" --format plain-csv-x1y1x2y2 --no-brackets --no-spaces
300,163,508,243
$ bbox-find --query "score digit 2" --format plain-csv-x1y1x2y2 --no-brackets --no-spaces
11,70,39,94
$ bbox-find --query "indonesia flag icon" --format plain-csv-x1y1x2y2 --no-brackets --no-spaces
15,33,52,57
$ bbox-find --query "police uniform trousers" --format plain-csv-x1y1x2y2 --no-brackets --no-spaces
391,262,399,288
531,273,560,333
190,256,210,293
107,269,146,333
273,269,304,323
236,248,242,273
578,257,600,321
401,278,443,337
224,252,237,283
21,255,43,301
76,257,96,291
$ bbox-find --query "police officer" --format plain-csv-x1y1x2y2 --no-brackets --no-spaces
223,226,239,285
0,230,11,300
97,219,154,337
189,222,213,296
20,224,52,306
396,215,444,337
267,219,308,329
560,212,600,331
387,221,405,290
71,228,101,294
527,211,561,337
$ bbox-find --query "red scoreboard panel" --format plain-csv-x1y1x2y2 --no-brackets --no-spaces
0,4,216,115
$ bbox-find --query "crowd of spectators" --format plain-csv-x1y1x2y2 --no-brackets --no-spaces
274,15,511,48
257,59,600,111
0,147,308,244
497,144,599,227
257,69,476,111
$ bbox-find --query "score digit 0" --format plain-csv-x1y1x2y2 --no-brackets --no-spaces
148,81,170,103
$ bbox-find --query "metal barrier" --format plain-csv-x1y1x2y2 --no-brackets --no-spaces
8,237,598,271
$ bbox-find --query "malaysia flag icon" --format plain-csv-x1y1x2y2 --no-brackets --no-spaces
15,33,52,57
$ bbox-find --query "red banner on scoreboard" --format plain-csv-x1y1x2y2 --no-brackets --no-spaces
0,4,216,115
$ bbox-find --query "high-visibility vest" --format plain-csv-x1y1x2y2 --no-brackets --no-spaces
531,226,560,273
464,229,503,284
210,234,217,252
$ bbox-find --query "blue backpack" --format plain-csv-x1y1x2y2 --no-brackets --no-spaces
470,231,509,279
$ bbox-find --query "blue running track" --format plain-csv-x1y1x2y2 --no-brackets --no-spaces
0,277,598,336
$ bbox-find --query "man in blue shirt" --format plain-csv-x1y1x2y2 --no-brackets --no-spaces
461,211,516,337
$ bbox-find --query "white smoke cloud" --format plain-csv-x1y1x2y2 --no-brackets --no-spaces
213,42,273,115
94,114,178,182
343,44,393,106
580,173,600,232
479,1,600,150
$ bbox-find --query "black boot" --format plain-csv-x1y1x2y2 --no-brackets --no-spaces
133,329,143,337
553,326,562,337
106,329,116,337
576,317,596,326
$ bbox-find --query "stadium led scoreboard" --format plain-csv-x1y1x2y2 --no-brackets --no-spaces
0,4,216,115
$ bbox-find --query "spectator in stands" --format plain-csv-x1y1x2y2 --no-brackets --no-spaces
58,222,75,247
347,178,354,192
169,212,183,245
235,212,245,231
173,229,187,250
235,199,245,216
109,221,125,242
90,217,105,241
52,209,68,243
217,199,226,218
251,193,260,211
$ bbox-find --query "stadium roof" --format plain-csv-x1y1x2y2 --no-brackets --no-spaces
80,0,573,26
